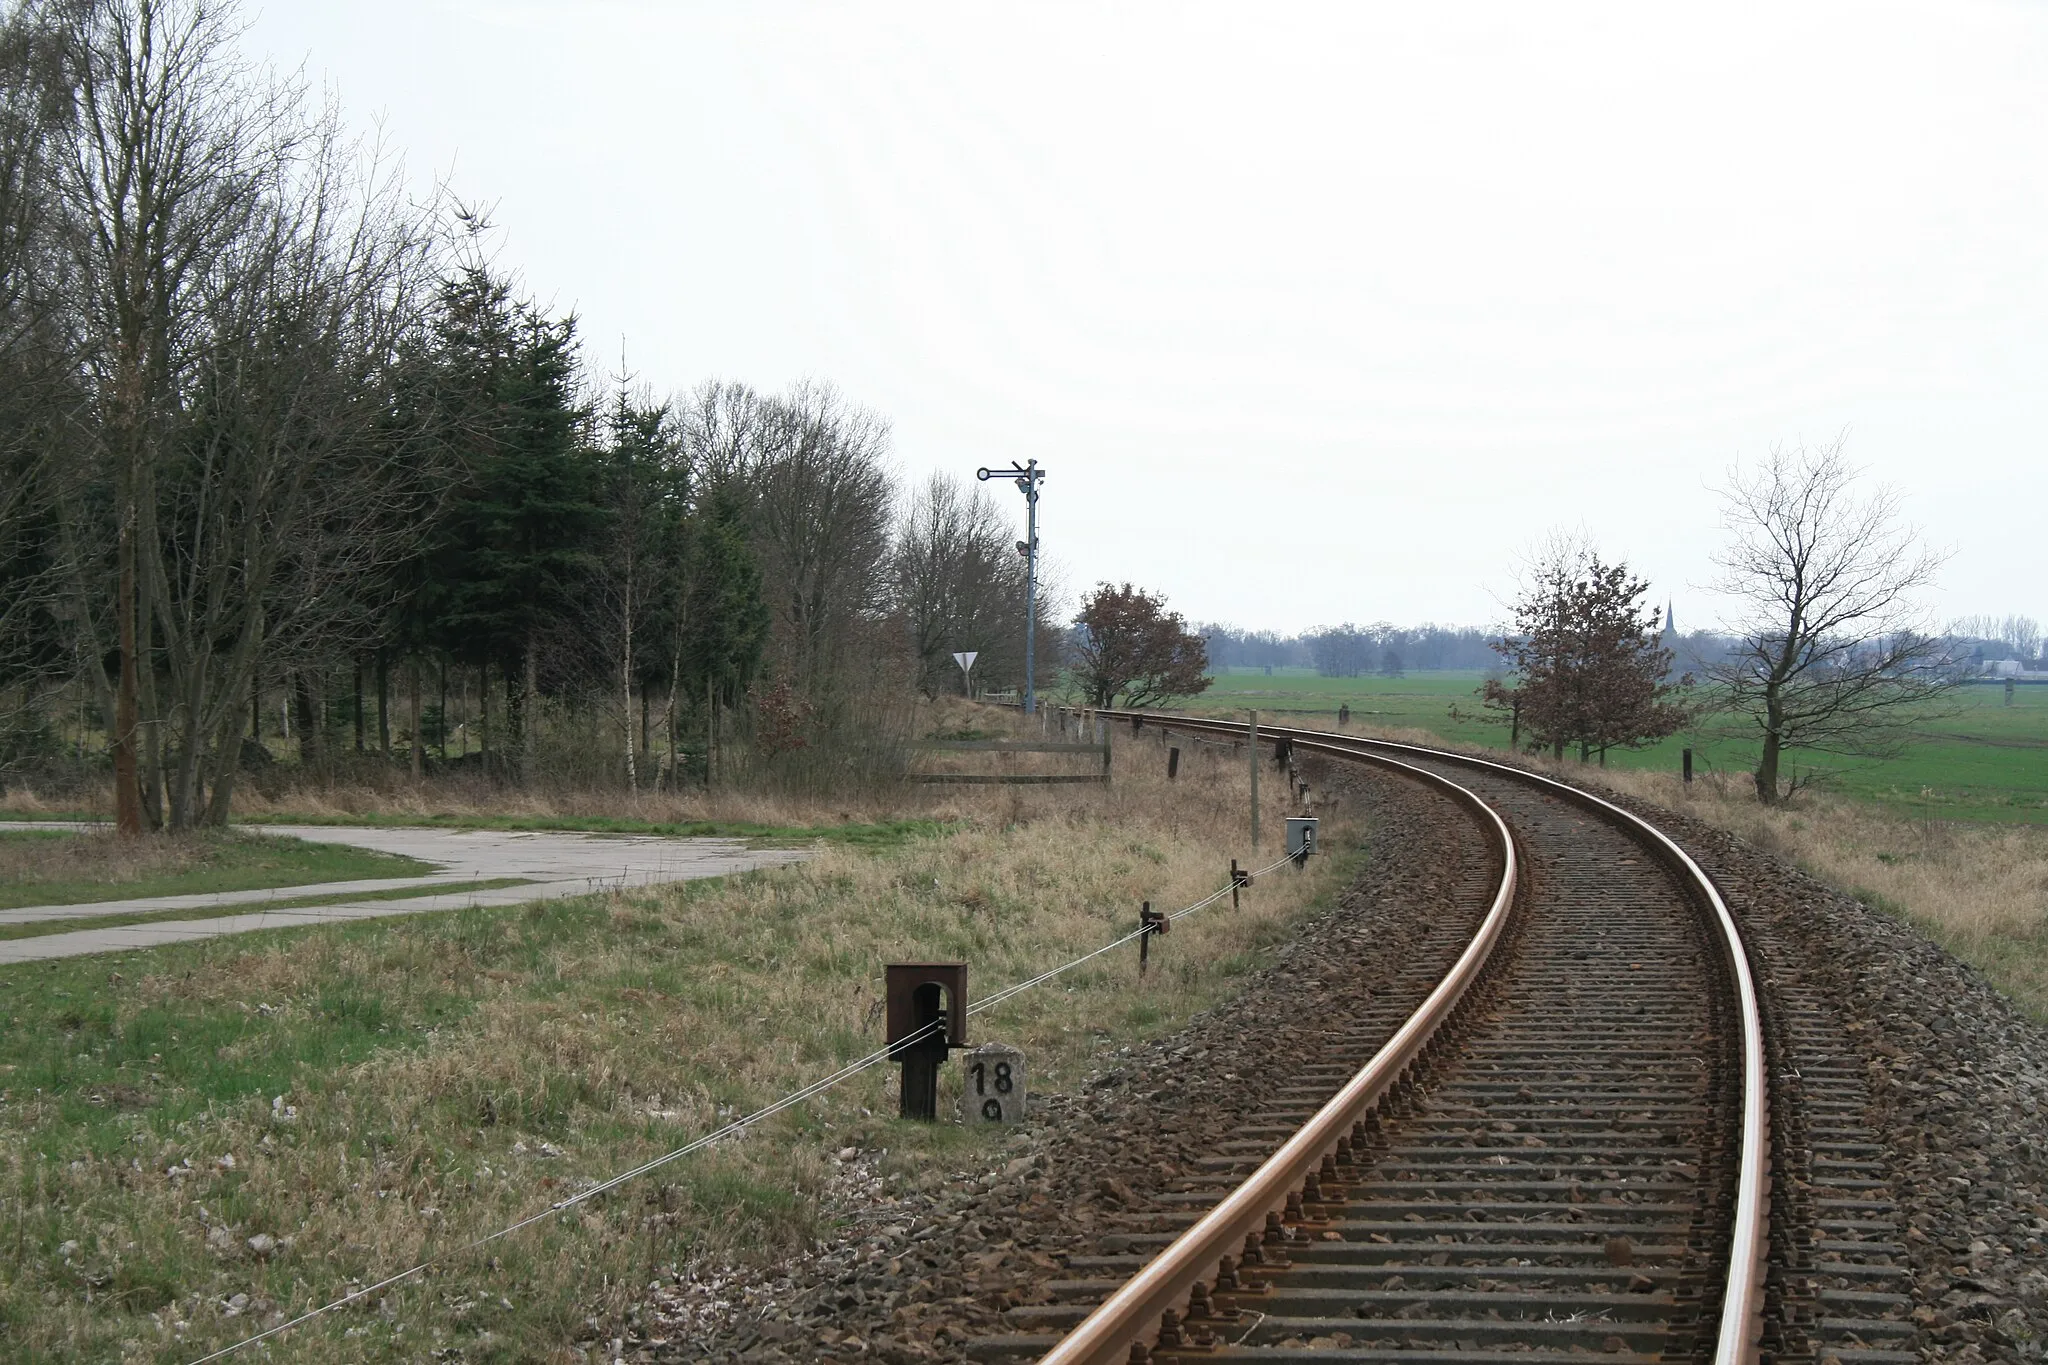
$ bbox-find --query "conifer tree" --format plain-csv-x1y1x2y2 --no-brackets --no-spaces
421,268,602,781
594,383,688,789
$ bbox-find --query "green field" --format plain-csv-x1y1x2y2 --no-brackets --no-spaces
1188,669,2048,824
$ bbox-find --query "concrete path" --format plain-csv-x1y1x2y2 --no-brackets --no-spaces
0,824,810,964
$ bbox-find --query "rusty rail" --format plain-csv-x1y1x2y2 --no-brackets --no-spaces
1034,734,1520,1365
1074,710,1770,1365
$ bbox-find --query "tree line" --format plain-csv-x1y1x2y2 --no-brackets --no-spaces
1202,623,1499,675
0,0,1055,829
1203,442,1983,808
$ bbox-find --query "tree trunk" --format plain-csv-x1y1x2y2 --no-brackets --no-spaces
1754,732,1782,805
666,643,683,791
205,701,240,827
138,602,164,830
295,673,322,770
410,658,424,780
377,654,391,758
353,657,365,752
622,604,637,794
478,662,491,767
114,515,143,837
522,635,540,786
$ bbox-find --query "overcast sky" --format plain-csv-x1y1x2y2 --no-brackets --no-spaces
249,2,2045,635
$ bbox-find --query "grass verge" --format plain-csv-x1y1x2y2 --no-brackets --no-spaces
0,880,536,943
1585,766,2048,1021
229,810,945,850
0,830,436,912
0,720,1342,1363
0,811,944,852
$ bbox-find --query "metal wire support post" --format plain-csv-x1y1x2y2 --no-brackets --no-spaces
1138,901,1168,973
977,459,1047,714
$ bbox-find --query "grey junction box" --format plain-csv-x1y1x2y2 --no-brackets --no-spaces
1286,816,1320,863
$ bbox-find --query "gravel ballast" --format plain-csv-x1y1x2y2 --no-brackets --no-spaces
620,759,2048,1364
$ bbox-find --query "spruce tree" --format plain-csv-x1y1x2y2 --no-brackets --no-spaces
418,268,603,781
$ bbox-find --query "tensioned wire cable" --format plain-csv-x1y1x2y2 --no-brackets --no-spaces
185,848,1303,1364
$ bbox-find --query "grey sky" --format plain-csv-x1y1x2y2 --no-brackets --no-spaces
250,2,2047,634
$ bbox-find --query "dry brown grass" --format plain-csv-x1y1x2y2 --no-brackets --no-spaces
1582,765,2048,1019
0,704,1343,1363
1307,712,2048,1020
0,828,213,885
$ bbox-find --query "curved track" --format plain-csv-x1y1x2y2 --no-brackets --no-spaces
1022,714,1769,1365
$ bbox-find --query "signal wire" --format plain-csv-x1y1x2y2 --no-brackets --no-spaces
185,847,1304,1363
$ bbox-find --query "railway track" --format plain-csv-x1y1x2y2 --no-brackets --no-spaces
989,714,1775,1365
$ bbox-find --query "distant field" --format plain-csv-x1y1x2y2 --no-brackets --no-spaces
1187,668,2048,824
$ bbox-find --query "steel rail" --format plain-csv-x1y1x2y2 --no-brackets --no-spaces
1033,738,1520,1365
1083,709,1770,1365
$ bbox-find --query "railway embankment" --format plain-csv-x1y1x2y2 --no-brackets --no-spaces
653,746,2048,1365
1609,793,2048,1365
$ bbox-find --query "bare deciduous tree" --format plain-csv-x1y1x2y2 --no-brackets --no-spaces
1706,438,1961,805
0,5,72,731
749,381,895,699
892,472,1025,698
1949,613,2042,663
44,0,445,829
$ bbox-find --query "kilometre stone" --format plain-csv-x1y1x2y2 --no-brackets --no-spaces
960,1043,1027,1125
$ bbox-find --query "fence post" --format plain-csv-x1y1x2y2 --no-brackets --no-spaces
1248,709,1260,851
1168,746,1181,781
1682,748,1693,785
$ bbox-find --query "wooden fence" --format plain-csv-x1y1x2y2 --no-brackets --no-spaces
908,738,1112,785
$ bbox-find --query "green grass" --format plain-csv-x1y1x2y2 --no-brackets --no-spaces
1191,668,2048,823
0,829,437,911
0,767,1352,1362
0,811,946,850
0,878,534,942
227,810,947,850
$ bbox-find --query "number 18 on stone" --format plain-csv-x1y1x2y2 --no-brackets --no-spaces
961,1043,1026,1125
